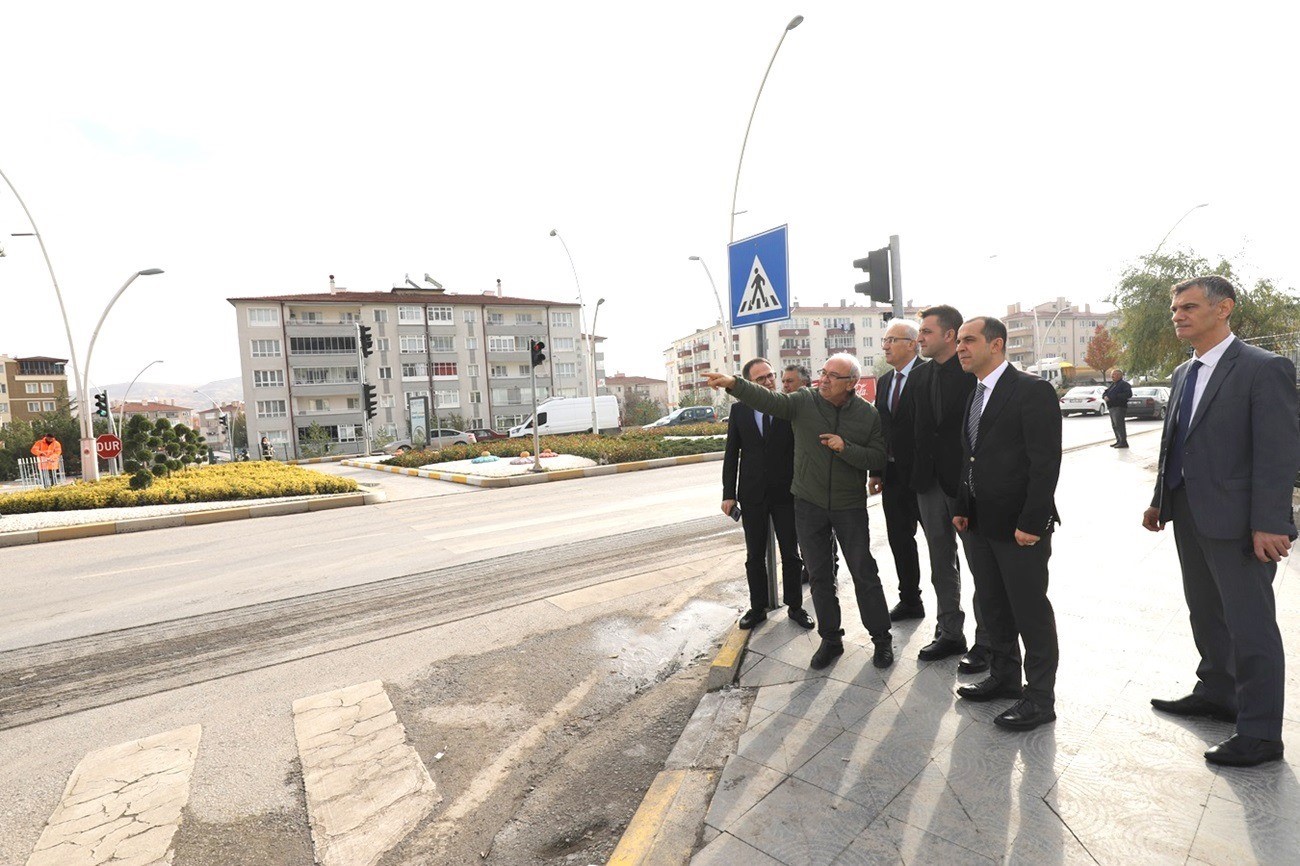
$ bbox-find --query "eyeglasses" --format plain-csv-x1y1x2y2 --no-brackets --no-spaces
817,369,854,381
752,373,776,382
881,337,915,345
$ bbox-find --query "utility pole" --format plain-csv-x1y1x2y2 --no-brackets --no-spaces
889,235,903,320
356,322,372,456
528,338,545,472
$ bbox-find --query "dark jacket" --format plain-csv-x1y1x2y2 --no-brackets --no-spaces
1103,378,1132,409
722,404,795,504
872,359,926,487
728,376,886,510
956,367,1062,541
910,352,977,497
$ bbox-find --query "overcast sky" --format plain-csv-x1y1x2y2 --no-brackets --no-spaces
2,2,1298,387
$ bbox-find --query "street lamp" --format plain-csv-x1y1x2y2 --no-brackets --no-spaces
1151,203,1210,261
728,14,804,359
194,387,234,461
549,228,601,435
1032,303,1071,382
590,298,606,429
118,360,165,437
689,255,734,373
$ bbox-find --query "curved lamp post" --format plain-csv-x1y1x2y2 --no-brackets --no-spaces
1151,203,1210,261
117,359,164,436
590,297,606,429
689,255,734,374
549,229,601,435
728,14,803,360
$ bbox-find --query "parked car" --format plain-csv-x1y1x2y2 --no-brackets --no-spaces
642,405,718,429
1127,386,1171,420
383,428,477,454
1059,386,1107,417
467,428,509,441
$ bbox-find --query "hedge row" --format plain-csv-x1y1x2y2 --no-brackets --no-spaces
383,432,724,468
621,422,728,438
0,463,357,515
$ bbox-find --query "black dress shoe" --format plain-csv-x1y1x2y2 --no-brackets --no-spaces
738,609,766,630
918,636,968,662
1151,694,1237,723
1204,734,1285,767
1110,443,1120,448
994,698,1056,731
872,642,895,669
958,645,991,674
956,676,1022,702
810,640,844,670
788,607,815,630
889,602,925,621
1116,444,1130,449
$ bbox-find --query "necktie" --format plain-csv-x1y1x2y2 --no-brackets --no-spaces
1166,360,1204,490
889,371,904,414
758,411,767,437
967,381,986,450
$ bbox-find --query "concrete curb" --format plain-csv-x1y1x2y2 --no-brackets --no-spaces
340,450,724,487
0,492,375,549
608,625,753,866
286,454,355,466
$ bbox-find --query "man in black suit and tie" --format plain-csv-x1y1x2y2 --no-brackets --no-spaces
952,316,1062,731
1144,275,1299,767
722,357,814,630
869,320,931,643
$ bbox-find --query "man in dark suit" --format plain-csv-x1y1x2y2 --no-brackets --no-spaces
911,305,990,671
1143,275,1299,767
869,320,930,641
1103,368,1133,448
722,357,813,630
952,316,1062,732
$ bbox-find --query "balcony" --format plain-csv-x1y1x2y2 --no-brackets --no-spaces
826,326,855,337
779,348,811,358
677,349,692,359
693,362,712,371
778,328,809,337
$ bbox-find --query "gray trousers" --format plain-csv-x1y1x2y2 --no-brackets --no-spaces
794,498,892,645
1108,406,1128,446
915,481,987,646
1171,487,1285,740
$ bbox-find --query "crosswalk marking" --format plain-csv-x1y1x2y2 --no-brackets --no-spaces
293,680,440,866
26,724,202,866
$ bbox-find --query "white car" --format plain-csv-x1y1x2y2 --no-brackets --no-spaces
1059,386,1108,417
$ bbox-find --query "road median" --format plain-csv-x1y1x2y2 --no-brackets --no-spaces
341,451,723,487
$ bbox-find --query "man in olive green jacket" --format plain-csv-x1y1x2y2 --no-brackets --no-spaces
706,352,894,670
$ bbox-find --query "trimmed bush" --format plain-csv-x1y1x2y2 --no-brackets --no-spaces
621,422,727,438
384,432,723,468
0,463,358,515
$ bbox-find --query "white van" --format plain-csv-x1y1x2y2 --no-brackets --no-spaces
510,396,621,437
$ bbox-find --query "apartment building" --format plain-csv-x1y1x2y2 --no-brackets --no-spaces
605,374,669,411
115,400,194,426
1003,299,1117,374
664,301,926,408
228,284,602,458
1,355,70,423
194,403,245,442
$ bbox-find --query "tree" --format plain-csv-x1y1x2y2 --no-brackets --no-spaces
1084,325,1121,374
0,409,82,480
621,392,665,427
1108,249,1300,376
232,411,248,449
121,416,205,488
299,422,333,458
677,388,711,408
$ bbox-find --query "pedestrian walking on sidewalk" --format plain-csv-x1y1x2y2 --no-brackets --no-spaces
1103,368,1132,448
30,432,62,488
721,358,813,632
706,352,894,671
952,316,1062,732
1144,275,1299,768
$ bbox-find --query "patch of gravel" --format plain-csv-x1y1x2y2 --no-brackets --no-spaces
0,494,339,533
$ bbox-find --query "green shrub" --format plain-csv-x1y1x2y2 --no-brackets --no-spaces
621,422,727,438
384,432,723,468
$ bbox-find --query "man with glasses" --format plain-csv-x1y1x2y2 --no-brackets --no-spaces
706,353,894,670
721,358,813,631
784,364,837,584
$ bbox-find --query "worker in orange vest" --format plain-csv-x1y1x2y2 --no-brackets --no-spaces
31,432,62,488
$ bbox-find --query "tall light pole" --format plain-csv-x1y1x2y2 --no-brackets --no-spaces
689,255,734,373
118,360,165,437
78,269,164,480
1032,303,1070,381
590,297,606,430
1151,203,1210,261
549,229,601,435
729,14,804,361
194,387,234,461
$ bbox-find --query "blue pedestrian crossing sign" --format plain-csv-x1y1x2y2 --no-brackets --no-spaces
728,225,790,328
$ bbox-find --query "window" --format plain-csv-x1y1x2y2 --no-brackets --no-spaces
490,365,508,377
464,310,477,324
554,337,575,352
43,401,56,412
488,336,516,352
373,309,389,323
863,337,874,348
376,338,390,352
398,305,423,323
435,390,460,408
338,425,358,442
551,311,574,328
402,363,427,379
400,334,426,353
468,364,480,377
40,382,54,393
430,336,455,353
487,312,504,325
0,403,7,414
495,414,524,428
378,367,392,380
432,362,458,377
306,399,330,412
340,312,359,323
289,336,357,354
466,337,478,351
860,317,873,328
469,391,482,404
251,339,282,358
266,430,289,443
254,370,284,388
557,362,577,378
380,394,395,408
427,305,453,323
257,400,287,418
515,312,534,324
26,383,39,394
249,307,279,326
292,366,359,385
346,397,360,410
27,401,41,412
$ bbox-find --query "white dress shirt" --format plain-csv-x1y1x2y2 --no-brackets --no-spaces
889,355,919,406
1188,332,1235,420
970,359,1011,427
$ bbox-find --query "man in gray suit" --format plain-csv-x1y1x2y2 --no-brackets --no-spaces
1143,275,1300,767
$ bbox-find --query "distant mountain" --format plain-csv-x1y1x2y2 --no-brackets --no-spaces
102,377,243,407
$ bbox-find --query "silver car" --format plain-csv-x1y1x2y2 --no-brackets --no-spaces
1059,386,1108,417
383,428,477,454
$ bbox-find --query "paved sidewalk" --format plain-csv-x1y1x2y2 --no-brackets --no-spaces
693,435,1300,865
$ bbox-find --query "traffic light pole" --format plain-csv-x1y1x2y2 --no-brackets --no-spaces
528,353,542,473
356,323,372,457
889,235,903,321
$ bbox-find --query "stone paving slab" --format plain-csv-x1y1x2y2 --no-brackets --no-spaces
26,724,202,866
293,680,440,866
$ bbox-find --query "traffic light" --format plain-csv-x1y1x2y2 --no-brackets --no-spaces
94,392,109,418
530,338,546,368
853,248,892,304
363,383,378,420
358,324,374,358
219,413,229,433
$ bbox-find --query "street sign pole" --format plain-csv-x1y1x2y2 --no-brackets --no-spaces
889,235,904,321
